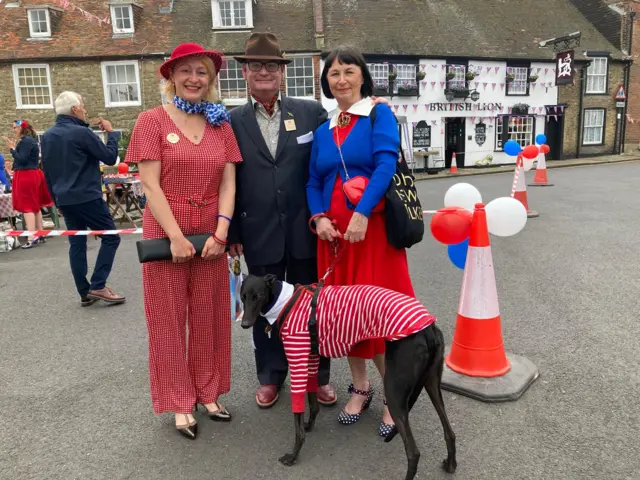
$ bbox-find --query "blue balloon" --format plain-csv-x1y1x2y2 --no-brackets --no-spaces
535,133,547,145
503,140,522,156
447,238,469,270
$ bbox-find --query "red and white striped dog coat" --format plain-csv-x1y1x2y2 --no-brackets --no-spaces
271,283,436,413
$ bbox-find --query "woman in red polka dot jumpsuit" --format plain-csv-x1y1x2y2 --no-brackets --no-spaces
125,43,243,440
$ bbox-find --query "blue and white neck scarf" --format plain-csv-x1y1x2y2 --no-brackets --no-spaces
173,95,230,127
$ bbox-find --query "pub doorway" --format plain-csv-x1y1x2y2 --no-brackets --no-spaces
544,113,565,160
445,117,466,168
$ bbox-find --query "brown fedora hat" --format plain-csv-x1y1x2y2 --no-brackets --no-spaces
233,32,291,64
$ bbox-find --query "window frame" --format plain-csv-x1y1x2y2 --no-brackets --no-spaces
211,0,254,30
217,57,248,106
585,57,608,95
445,60,468,91
27,8,51,38
101,60,142,108
494,115,536,152
582,108,606,146
12,63,54,109
110,4,135,34
367,62,390,96
506,61,531,97
285,55,315,99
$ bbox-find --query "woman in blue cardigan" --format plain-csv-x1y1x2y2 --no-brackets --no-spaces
306,46,417,438
3,120,53,248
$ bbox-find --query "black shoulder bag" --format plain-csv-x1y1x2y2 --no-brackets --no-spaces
370,106,425,249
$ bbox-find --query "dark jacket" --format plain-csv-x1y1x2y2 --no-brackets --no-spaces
228,96,328,267
41,115,120,207
10,135,40,170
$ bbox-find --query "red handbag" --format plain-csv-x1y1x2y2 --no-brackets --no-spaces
336,129,384,213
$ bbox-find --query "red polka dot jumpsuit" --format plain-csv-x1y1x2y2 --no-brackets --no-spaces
126,106,242,415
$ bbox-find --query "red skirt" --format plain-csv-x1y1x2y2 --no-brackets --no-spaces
317,175,416,359
12,169,54,213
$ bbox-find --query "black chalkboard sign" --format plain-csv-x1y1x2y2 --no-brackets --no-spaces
475,122,486,146
413,120,431,148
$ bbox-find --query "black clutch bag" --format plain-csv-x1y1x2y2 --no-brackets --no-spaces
136,233,213,263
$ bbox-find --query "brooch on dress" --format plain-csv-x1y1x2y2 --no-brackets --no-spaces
337,112,351,128
166,133,179,144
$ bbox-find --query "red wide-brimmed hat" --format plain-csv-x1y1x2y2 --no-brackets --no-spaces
159,43,224,79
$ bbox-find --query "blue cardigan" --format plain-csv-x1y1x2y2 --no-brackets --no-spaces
306,104,400,218
10,135,40,170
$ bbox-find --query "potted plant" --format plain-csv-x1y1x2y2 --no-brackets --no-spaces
506,72,515,83
446,71,455,80
397,81,419,96
416,70,426,81
388,70,397,82
528,74,539,82
373,80,389,96
511,103,530,114
465,71,476,81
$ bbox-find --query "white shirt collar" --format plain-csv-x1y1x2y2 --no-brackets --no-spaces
262,281,295,325
329,97,374,129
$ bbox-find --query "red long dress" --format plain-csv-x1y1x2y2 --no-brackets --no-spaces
316,114,416,359
125,106,242,415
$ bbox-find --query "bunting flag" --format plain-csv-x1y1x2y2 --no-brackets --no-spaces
425,105,429,112
440,81,445,88
500,83,505,90
432,64,438,69
544,68,549,75
393,105,400,112
402,105,408,112
441,65,446,70
421,81,427,88
431,81,436,89
492,83,497,90
483,82,487,90
495,66,500,74
413,104,418,112
51,0,111,24
471,117,476,123
412,121,417,127
432,120,437,125
420,64,426,71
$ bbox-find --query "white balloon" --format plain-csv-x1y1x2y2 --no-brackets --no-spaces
485,197,527,237
444,183,482,211
523,159,535,172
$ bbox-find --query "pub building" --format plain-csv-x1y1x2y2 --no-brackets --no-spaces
322,58,561,171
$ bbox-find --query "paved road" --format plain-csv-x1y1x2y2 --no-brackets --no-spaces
1,162,639,480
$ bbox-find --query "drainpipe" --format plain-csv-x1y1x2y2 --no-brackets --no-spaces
576,64,585,158
313,0,325,50
621,10,635,154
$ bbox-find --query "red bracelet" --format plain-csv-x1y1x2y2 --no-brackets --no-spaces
213,234,227,246
308,213,327,234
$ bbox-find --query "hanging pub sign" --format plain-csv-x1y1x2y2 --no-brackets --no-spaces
555,50,574,86
412,120,431,148
475,122,486,146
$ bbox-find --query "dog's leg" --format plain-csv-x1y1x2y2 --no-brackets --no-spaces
424,332,457,473
384,375,421,480
279,413,305,466
383,383,422,443
305,391,319,432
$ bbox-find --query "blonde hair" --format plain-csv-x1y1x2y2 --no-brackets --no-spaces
160,55,219,103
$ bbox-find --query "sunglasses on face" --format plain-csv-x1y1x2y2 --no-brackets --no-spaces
247,61,280,73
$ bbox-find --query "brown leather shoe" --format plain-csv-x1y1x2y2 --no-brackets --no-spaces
256,384,279,408
317,383,337,406
87,286,126,305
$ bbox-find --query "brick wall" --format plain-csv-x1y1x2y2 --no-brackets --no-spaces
560,60,626,157
0,58,164,159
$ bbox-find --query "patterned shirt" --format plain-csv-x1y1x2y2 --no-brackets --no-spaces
278,284,436,413
251,94,281,159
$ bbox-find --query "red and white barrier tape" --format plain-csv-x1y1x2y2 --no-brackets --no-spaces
0,228,142,237
510,161,522,198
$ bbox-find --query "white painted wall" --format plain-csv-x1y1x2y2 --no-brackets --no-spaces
320,58,558,167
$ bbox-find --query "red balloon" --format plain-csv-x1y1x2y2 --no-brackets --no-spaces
540,144,550,154
117,162,129,174
522,145,539,159
430,207,472,245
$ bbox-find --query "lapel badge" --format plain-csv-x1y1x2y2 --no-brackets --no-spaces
167,133,179,144
287,112,294,117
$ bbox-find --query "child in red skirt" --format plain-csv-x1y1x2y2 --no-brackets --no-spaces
3,120,54,248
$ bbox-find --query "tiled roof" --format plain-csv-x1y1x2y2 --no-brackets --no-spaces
322,0,627,61
0,0,172,61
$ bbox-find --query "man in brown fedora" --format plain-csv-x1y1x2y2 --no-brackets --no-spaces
227,32,337,409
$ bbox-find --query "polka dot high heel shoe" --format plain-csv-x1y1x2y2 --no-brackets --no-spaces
378,398,395,437
338,383,374,425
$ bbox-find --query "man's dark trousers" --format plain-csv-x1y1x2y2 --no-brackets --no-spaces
249,252,331,387
61,198,121,296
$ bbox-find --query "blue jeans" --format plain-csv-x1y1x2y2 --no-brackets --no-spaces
61,199,121,297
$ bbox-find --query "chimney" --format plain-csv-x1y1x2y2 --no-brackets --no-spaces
313,0,325,50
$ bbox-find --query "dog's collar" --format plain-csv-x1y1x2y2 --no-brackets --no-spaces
262,281,294,325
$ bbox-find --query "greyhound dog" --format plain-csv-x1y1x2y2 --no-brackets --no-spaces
239,273,457,480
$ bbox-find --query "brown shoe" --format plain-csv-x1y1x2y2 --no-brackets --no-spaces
256,385,279,408
317,383,337,406
87,286,126,305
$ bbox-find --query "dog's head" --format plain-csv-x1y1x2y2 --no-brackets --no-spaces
239,273,279,329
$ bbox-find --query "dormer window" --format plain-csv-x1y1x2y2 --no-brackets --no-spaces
28,8,50,37
211,0,254,30
108,1,142,35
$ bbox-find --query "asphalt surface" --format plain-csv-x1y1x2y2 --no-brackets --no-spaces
1,162,639,480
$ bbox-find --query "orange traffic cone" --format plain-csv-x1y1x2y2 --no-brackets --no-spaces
445,203,510,377
513,155,539,218
529,152,554,187
441,203,539,402
449,153,459,174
